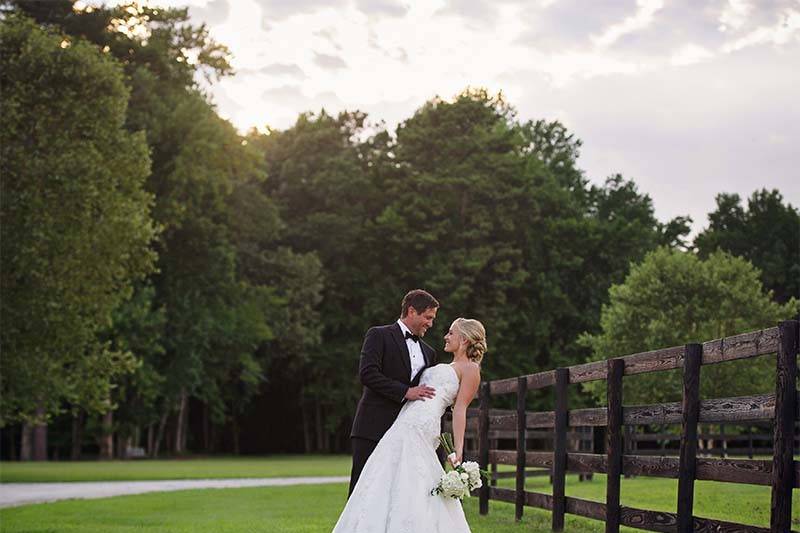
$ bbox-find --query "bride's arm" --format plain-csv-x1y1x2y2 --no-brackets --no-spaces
451,364,481,464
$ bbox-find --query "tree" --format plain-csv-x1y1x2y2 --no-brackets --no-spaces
0,15,158,428
389,89,689,402
694,189,800,303
253,110,379,451
5,1,287,457
580,247,798,406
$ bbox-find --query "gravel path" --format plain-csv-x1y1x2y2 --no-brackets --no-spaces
0,476,350,508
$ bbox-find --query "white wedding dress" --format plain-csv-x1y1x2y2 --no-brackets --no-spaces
332,363,471,533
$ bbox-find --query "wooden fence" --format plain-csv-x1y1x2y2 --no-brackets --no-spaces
443,418,595,483
474,320,799,532
625,423,800,458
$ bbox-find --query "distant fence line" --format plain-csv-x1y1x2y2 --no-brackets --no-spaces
468,321,798,533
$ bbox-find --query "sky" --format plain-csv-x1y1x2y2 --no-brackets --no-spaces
125,0,799,235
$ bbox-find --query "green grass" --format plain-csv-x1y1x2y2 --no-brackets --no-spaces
1,457,797,531
493,470,799,529
0,482,637,532
0,456,352,483
2,475,797,532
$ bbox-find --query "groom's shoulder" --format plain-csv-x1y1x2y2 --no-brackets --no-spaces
365,323,397,336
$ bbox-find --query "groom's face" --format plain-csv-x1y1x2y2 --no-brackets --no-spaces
407,306,438,337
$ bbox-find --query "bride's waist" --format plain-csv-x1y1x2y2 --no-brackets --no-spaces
397,404,445,423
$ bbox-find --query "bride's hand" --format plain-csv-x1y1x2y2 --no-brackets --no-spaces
448,452,462,467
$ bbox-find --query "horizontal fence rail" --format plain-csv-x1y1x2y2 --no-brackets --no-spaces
476,322,799,533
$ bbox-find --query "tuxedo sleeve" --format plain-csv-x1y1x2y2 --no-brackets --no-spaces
359,327,409,404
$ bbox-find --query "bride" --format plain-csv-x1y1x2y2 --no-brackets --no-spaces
332,318,486,532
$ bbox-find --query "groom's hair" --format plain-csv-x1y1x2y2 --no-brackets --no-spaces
400,289,439,317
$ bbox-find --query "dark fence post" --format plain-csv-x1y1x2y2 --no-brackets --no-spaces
605,359,624,533
552,368,569,532
516,376,527,521
490,447,498,487
479,381,491,515
770,320,798,532
677,343,702,533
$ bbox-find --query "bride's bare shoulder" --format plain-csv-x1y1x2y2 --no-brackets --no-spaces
453,361,480,381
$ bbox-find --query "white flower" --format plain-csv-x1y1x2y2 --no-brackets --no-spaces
439,470,469,499
462,461,479,474
432,460,485,500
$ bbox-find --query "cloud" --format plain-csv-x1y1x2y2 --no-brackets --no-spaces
188,0,231,25
591,0,664,48
607,0,800,58
262,85,307,104
314,28,343,51
514,0,639,51
254,0,346,20
356,0,409,17
670,43,714,66
261,85,345,118
509,40,800,232
313,51,348,70
720,7,800,52
435,0,526,26
259,63,309,79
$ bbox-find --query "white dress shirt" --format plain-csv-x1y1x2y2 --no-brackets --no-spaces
397,319,425,381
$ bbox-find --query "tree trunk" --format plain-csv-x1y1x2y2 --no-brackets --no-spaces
153,410,169,458
98,410,113,459
203,402,209,452
32,407,47,461
146,424,154,457
232,416,240,455
116,433,129,459
71,410,84,460
180,400,189,453
20,423,32,461
209,419,217,453
315,399,323,452
301,398,312,453
174,390,187,454
7,426,17,461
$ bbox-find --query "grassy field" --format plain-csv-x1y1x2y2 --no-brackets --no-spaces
1,457,797,532
0,456,352,483
0,482,672,533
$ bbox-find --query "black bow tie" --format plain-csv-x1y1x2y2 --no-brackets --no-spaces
404,331,419,343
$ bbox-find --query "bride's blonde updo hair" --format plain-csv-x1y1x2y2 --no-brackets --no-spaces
452,318,487,364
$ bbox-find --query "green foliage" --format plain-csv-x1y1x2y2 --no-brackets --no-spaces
695,189,800,303
250,88,683,425
580,248,798,405
0,14,158,424
8,0,233,87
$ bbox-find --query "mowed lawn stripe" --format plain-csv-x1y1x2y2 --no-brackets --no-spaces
0,456,353,483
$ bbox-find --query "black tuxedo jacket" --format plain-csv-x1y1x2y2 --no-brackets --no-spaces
350,322,438,442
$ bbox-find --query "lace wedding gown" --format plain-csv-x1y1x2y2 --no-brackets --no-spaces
332,363,471,533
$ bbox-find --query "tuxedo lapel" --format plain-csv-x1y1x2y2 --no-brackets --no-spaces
390,322,412,379
421,342,434,367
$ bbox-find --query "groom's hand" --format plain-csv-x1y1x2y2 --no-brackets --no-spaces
404,384,436,401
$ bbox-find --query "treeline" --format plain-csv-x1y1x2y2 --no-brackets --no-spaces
1,1,797,460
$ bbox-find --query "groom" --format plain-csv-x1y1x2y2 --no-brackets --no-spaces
348,289,441,496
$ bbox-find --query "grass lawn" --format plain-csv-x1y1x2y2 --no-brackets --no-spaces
0,456,353,483
494,471,799,529
2,473,797,532
0,482,646,533
1,457,797,531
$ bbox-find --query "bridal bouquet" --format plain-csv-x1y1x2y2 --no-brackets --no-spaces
430,433,488,500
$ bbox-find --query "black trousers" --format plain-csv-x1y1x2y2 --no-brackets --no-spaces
348,437,378,497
